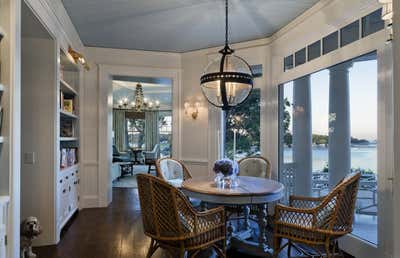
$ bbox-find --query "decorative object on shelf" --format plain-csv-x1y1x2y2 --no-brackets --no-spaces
213,158,239,188
117,83,160,111
184,101,200,119
60,120,74,137
200,0,253,111
68,46,90,71
20,216,42,258
63,99,74,113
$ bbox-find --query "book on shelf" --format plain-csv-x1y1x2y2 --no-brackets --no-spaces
60,148,78,169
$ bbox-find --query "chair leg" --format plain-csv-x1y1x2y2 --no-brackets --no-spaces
148,165,151,174
287,240,291,258
273,236,282,258
146,239,158,258
325,241,331,258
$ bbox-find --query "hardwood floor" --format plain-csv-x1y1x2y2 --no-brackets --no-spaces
35,188,353,258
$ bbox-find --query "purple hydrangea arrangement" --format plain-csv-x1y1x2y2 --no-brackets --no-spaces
213,158,239,177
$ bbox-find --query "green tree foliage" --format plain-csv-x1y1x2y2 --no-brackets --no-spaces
283,98,293,147
225,89,260,159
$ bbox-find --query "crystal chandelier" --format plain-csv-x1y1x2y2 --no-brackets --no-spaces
200,0,253,111
118,83,160,111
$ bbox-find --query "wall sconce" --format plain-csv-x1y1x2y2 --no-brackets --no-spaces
184,101,200,120
68,46,90,71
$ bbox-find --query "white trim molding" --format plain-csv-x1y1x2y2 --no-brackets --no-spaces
98,64,182,207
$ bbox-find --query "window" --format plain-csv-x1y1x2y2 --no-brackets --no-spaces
279,52,378,244
362,9,384,38
322,31,339,55
159,111,172,157
307,40,321,61
225,89,260,160
126,117,145,148
295,48,306,66
341,20,360,47
284,55,294,71
250,64,263,78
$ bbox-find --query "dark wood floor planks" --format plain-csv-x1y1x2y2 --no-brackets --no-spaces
34,188,353,258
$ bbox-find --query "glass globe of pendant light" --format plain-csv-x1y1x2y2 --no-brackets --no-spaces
200,0,253,110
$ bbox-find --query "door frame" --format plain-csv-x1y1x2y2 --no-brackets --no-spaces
98,64,182,207
275,35,393,258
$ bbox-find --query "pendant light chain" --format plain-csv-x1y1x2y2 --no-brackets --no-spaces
225,0,229,47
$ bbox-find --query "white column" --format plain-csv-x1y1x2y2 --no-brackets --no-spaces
293,75,312,196
328,62,353,187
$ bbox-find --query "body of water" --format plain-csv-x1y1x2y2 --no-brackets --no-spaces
284,145,377,173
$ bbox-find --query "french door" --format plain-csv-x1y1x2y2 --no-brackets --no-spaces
278,45,394,257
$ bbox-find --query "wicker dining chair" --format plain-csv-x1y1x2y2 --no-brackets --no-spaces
236,156,272,222
155,157,192,187
137,174,226,258
273,172,361,258
238,156,271,179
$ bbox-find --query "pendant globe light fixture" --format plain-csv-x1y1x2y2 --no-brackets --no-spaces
200,0,253,110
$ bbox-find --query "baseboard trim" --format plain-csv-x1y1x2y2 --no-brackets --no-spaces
81,195,100,208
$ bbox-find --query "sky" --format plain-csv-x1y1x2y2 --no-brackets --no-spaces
283,57,377,141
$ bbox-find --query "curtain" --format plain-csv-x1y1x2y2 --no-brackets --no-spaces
145,111,160,151
113,109,126,151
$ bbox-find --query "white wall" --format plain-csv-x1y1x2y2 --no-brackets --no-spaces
81,47,181,207
21,37,57,246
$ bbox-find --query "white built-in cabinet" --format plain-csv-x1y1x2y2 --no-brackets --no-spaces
20,7,82,244
56,50,81,236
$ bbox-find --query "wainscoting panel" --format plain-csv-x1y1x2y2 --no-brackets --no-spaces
81,161,99,208
182,159,209,177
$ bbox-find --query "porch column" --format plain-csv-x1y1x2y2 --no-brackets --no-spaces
328,62,353,187
293,75,312,196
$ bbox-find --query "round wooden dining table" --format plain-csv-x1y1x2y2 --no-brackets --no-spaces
181,176,284,256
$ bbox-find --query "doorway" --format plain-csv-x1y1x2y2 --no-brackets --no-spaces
98,65,181,206
111,76,173,188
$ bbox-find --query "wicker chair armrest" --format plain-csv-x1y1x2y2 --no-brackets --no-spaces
193,207,225,234
274,204,317,228
289,195,326,208
182,164,193,180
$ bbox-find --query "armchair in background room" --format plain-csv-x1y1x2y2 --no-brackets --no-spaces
112,145,131,163
143,144,159,174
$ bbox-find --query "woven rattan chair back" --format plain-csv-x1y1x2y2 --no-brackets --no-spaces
155,158,192,182
311,172,361,232
238,156,271,178
332,172,361,232
137,174,187,239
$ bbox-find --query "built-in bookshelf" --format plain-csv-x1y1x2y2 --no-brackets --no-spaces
57,50,81,237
